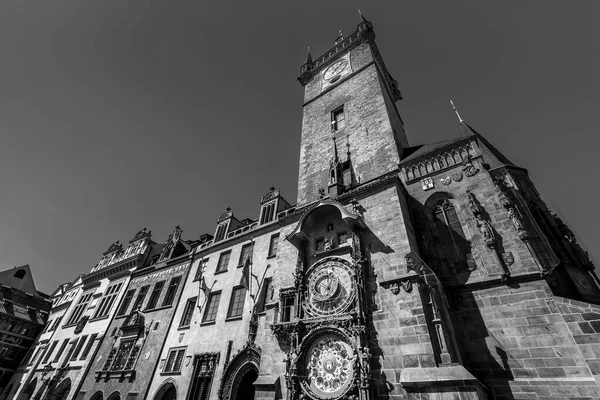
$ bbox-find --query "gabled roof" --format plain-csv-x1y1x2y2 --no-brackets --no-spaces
0,265,39,294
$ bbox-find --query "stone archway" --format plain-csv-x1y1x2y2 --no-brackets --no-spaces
218,343,261,400
18,377,37,400
232,365,258,400
153,382,176,400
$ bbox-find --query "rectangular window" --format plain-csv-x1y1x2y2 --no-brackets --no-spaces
117,289,136,316
71,335,88,360
62,341,77,366
93,282,123,319
51,317,63,331
202,292,221,323
164,348,186,373
146,281,165,310
331,106,346,131
268,234,279,258
281,296,294,323
53,339,69,363
179,297,197,328
80,333,98,360
42,341,58,364
189,354,218,400
50,317,63,331
238,243,254,267
216,251,231,273
66,292,94,325
42,320,52,333
194,258,209,281
227,287,246,319
22,347,35,365
161,276,182,307
131,285,150,311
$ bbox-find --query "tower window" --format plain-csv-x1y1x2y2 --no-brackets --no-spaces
331,106,346,131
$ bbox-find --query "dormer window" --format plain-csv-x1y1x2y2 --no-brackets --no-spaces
331,106,346,131
260,202,276,225
215,223,228,242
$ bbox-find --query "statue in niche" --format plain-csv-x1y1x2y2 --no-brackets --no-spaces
476,215,495,245
289,349,298,376
508,207,526,233
323,223,336,251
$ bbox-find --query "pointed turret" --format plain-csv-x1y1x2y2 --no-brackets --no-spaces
328,136,344,198
305,47,312,65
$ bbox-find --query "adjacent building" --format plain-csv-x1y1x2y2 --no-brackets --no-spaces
0,265,51,397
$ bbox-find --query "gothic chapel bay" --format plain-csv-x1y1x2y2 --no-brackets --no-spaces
6,16,600,400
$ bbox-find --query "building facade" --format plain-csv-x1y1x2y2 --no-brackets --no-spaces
0,265,51,397
75,226,194,400
5,16,600,400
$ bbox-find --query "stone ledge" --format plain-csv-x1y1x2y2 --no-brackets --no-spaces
400,365,480,387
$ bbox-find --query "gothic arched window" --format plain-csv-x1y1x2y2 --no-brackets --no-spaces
432,200,469,273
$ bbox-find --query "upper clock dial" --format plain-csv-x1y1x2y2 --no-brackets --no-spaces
323,59,348,81
305,258,355,317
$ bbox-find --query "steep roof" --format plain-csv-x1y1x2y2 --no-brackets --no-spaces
400,137,466,164
0,265,39,294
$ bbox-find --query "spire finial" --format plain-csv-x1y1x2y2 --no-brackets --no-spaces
339,29,343,37
346,134,351,160
333,135,339,163
305,46,312,64
358,9,368,22
450,100,463,123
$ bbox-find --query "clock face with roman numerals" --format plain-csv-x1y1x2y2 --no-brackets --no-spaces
305,258,356,318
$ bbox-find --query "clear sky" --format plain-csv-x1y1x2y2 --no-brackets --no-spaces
0,1,598,294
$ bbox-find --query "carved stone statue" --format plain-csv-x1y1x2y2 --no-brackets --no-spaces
289,350,298,376
507,207,525,233
476,215,495,245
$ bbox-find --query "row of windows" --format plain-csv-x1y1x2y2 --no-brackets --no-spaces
196,278,273,325
117,275,182,317
161,349,218,400
203,234,279,278
38,333,98,366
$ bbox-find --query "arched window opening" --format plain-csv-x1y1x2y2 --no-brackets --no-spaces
432,199,470,273
14,270,26,279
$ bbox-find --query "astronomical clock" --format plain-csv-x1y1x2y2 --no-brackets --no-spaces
275,201,372,400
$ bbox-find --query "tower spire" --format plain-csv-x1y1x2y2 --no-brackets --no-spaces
450,100,477,137
450,100,463,123
332,135,340,163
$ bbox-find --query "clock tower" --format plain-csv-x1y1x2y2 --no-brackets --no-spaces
296,16,408,205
